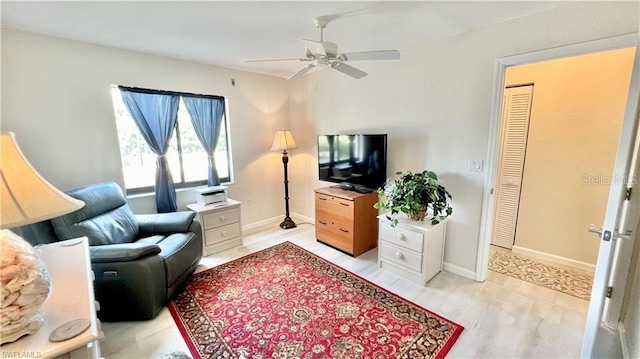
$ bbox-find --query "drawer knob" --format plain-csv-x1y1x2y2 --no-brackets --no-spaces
220,215,226,221
221,231,227,237
396,233,405,241
395,252,403,259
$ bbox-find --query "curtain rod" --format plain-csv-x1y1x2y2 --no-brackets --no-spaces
118,86,225,101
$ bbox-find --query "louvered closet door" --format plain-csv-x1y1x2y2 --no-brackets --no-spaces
491,85,534,249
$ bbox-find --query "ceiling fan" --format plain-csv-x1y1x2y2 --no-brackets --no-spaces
247,16,401,80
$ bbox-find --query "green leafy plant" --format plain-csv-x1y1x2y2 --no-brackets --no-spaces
374,170,453,227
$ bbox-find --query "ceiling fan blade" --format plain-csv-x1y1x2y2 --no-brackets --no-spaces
245,58,309,63
302,39,326,56
331,62,367,79
340,50,401,61
288,64,315,80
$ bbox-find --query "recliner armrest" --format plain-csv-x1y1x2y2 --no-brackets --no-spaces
89,243,161,263
137,212,196,235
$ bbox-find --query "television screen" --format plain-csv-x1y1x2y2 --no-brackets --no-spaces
318,134,387,192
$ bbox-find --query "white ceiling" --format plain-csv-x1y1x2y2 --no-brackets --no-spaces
1,1,565,79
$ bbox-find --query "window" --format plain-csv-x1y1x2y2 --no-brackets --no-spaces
111,87,232,193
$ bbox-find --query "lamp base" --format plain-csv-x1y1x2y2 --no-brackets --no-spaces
279,217,297,230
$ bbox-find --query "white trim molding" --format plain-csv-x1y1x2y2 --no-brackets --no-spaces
243,213,315,236
444,262,476,280
475,32,638,282
619,322,630,359
512,245,596,274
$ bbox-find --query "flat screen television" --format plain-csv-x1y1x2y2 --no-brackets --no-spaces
317,134,387,193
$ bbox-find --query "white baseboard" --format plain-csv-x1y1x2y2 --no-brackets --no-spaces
242,216,282,235
291,212,315,226
619,322,630,359
242,213,315,236
512,245,596,274
444,262,476,280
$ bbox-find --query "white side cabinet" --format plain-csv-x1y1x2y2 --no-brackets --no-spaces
187,199,243,256
377,215,447,285
0,237,102,359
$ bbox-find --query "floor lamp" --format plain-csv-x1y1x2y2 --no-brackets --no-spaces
271,130,298,230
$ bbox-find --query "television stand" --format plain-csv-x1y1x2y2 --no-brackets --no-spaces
314,187,378,257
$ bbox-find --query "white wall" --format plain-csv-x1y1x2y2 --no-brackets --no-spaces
288,1,639,274
1,29,290,225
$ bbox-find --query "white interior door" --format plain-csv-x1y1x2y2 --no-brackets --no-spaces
581,38,640,358
491,85,533,249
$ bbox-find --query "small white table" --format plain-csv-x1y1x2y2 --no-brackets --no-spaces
0,238,102,359
187,199,243,256
378,215,447,285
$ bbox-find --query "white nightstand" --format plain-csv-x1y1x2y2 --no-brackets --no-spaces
0,238,102,359
377,215,447,285
187,199,243,256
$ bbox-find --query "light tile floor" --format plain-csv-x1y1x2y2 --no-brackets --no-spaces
101,225,620,358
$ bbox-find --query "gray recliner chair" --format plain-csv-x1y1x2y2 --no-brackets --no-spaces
21,182,203,321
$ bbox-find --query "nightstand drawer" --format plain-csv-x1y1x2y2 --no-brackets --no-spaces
204,222,241,246
379,221,424,252
187,200,243,256
379,241,422,272
203,208,240,229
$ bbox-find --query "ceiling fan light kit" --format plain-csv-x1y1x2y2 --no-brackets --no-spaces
248,16,401,80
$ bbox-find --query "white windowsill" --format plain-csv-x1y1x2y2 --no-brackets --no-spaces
126,181,234,200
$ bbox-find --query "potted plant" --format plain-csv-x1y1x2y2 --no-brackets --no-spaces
374,170,453,227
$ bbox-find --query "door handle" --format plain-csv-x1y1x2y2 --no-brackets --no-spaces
588,225,633,241
588,224,603,236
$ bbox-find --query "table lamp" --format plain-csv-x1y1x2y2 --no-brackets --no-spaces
271,130,298,229
0,132,85,344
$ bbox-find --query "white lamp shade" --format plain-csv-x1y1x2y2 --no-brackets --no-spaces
1,132,85,229
271,130,298,152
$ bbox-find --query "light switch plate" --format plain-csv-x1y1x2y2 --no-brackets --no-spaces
467,160,483,172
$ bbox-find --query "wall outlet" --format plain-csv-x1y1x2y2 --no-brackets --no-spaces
467,160,484,172
247,197,253,207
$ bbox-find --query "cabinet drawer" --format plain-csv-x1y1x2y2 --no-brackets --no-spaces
379,221,424,252
331,197,354,218
315,194,354,220
379,241,422,272
316,222,353,253
202,208,240,230
205,223,241,246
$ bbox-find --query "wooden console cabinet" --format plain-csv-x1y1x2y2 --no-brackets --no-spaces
314,187,378,256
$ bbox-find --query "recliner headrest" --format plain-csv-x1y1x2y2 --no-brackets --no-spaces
61,182,127,223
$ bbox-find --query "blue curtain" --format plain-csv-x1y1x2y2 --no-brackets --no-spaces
120,89,179,213
182,96,225,186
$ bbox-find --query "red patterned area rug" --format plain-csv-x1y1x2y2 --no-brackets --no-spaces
169,242,464,359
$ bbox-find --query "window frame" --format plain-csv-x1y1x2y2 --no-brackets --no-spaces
113,86,234,195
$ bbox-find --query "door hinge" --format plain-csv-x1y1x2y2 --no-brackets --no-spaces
625,188,632,201
606,286,613,298
490,188,494,195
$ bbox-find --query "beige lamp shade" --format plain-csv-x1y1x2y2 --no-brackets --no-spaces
0,132,85,229
271,130,298,152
